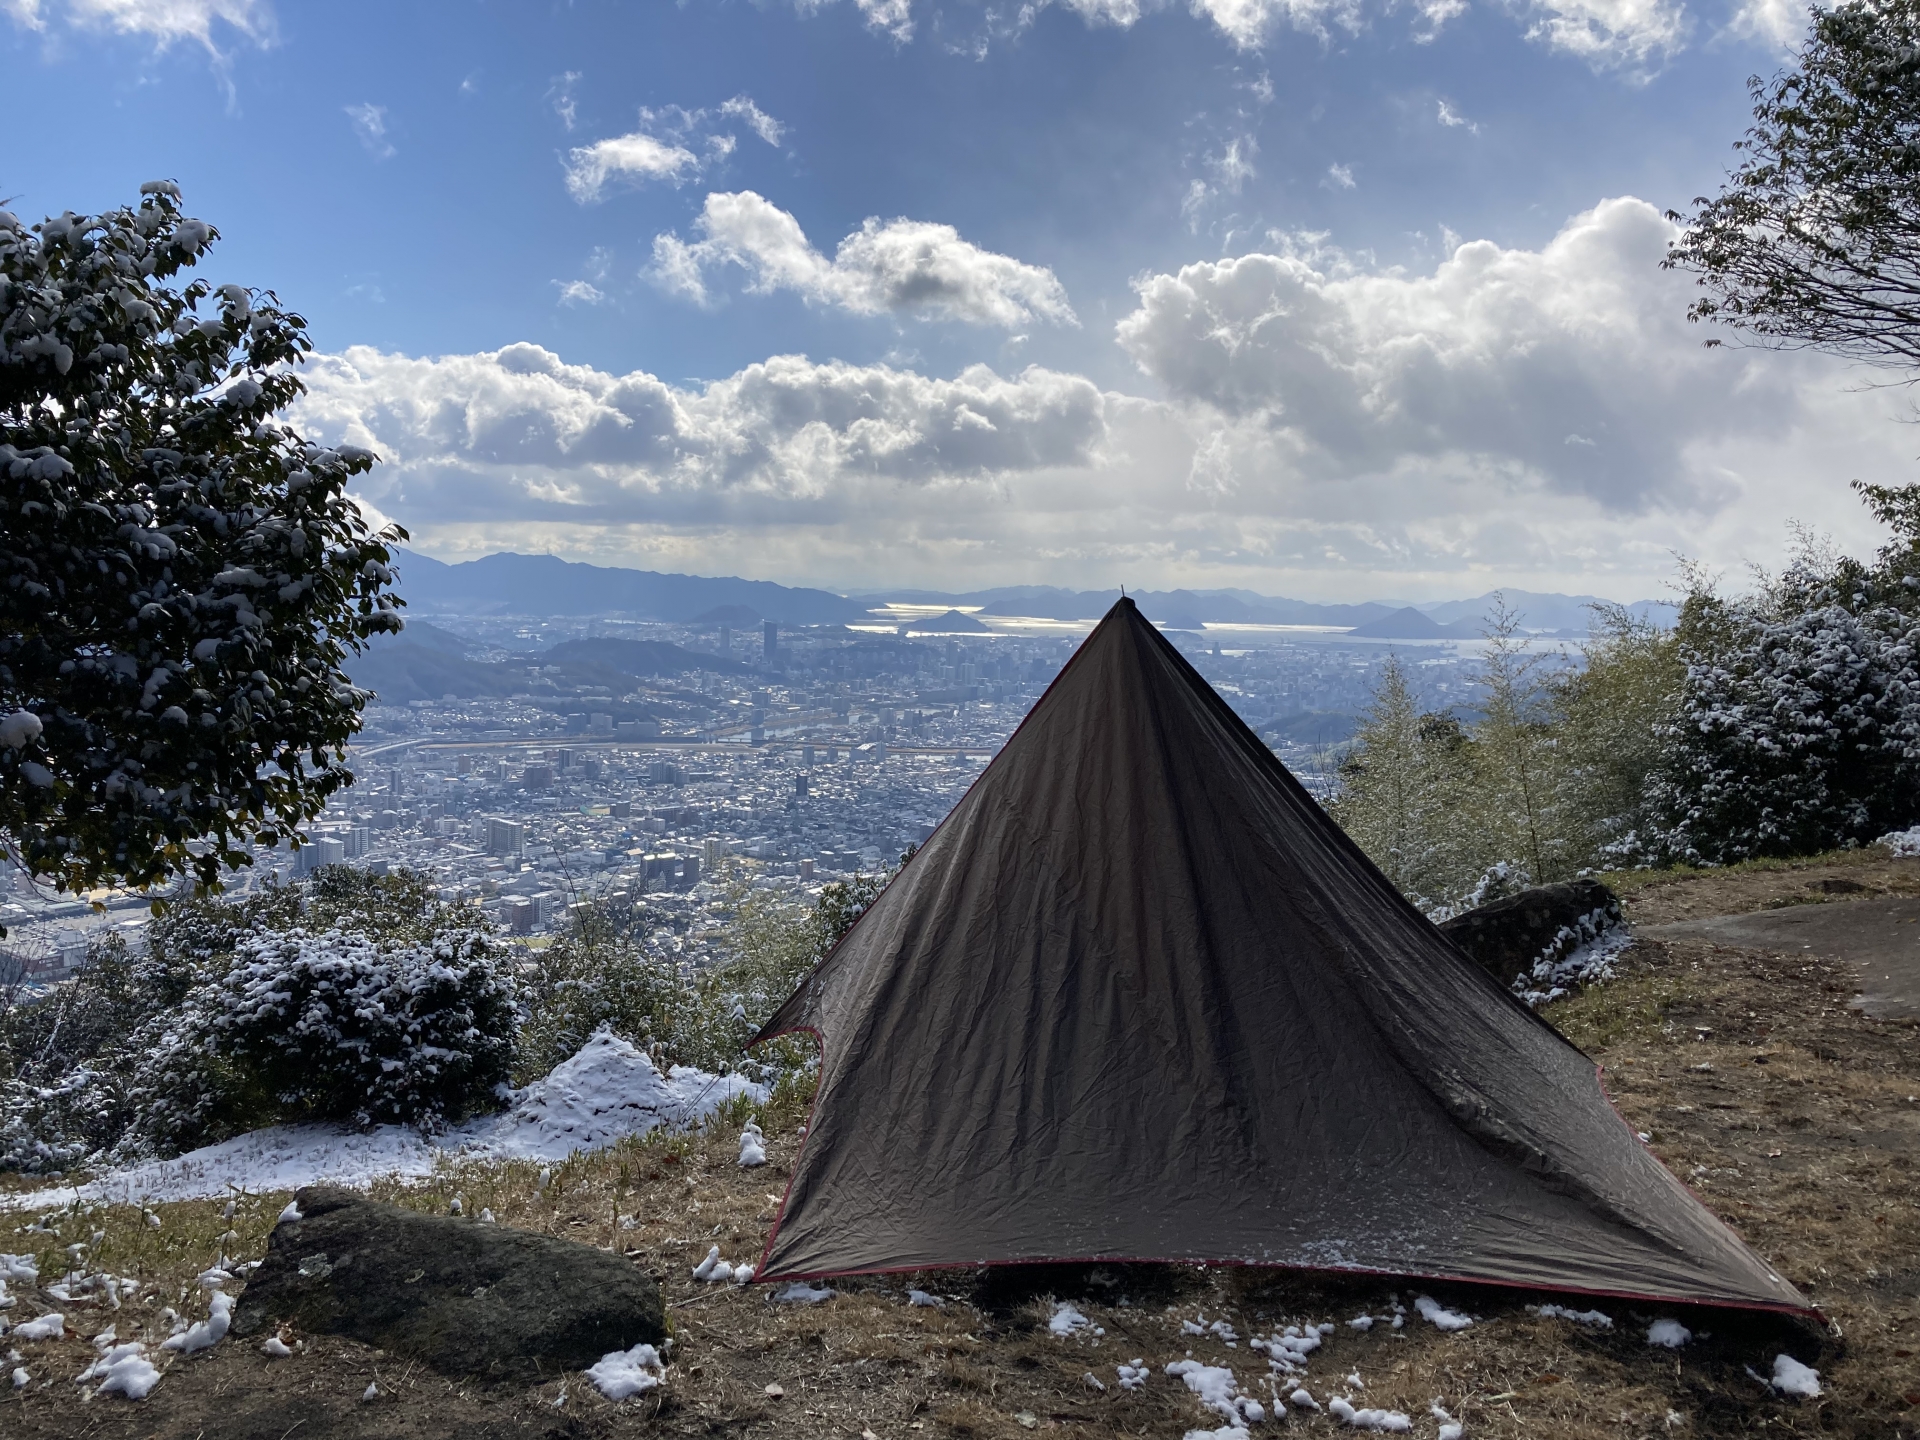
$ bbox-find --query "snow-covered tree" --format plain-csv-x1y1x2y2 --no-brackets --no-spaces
1648,540,1920,863
0,186,404,914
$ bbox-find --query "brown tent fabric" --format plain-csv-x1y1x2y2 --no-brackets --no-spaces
753,598,1809,1313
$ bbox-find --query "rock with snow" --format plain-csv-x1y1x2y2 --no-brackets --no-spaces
231,1184,665,1381
1437,879,1623,993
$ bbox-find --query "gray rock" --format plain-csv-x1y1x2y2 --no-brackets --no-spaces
1437,879,1622,990
232,1185,666,1382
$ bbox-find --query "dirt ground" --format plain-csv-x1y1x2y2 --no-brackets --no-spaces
3,852,1919,1439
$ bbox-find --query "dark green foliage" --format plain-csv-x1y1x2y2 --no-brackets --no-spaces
0,186,405,913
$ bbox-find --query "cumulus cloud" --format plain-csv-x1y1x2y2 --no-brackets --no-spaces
649,191,1076,328
288,200,1917,601
293,344,1108,532
345,103,395,161
565,133,700,200
1116,197,1828,513
1519,0,1691,70
563,97,787,201
4,0,272,50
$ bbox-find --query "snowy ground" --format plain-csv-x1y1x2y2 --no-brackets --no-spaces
0,1032,760,1209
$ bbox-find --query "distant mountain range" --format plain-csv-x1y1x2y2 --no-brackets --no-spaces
347,624,746,705
390,549,1677,636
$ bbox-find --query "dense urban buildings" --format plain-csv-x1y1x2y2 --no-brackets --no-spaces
0,608,1497,982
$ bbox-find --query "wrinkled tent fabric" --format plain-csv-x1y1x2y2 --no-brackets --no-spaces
753,599,1808,1313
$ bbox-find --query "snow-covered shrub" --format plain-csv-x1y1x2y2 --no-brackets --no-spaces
0,871,513,1169
204,922,519,1129
1647,555,1920,864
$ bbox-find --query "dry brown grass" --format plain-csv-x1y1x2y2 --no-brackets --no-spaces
4,858,1920,1436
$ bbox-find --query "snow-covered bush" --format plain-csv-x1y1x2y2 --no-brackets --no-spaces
1647,543,1920,864
0,871,512,1170
204,922,519,1128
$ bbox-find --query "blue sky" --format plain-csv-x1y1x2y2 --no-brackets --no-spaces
5,0,1903,601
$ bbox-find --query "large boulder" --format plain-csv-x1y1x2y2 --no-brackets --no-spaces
232,1185,666,1382
1437,879,1623,991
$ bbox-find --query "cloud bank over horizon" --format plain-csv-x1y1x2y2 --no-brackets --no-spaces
299,197,1908,604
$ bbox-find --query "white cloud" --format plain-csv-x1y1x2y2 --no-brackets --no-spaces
294,344,1109,524
5,0,272,50
563,98,789,202
1725,0,1820,51
649,191,1076,328
1326,162,1356,189
1520,0,1692,71
554,280,606,307
549,71,581,131
345,103,395,161
565,132,700,200
291,199,1920,602
1116,197,1825,513
1436,98,1478,132
1190,0,1364,48
718,94,786,147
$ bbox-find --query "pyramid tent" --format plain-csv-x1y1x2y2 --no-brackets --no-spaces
753,599,1808,1313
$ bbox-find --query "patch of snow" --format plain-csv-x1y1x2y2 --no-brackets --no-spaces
0,1255,35,1282
2,1032,762,1209
1646,1319,1691,1349
161,1291,231,1354
692,1245,733,1283
908,1289,944,1308
1289,1387,1320,1410
1117,1360,1149,1390
1328,1396,1413,1431
276,1201,302,1223
738,1121,767,1167
78,1341,160,1399
1346,1314,1374,1330
1084,1370,1105,1391
1413,1296,1472,1331
1166,1359,1264,1426
1049,1301,1091,1336
1768,1354,1821,1397
1879,826,1920,857
1529,1304,1612,1328
12,1312,64,1341
586,1342,665,1400
732,1264,754,1285
773,1282,834,1305
1182,1427,1250,1440
11,1367,26,1388
363,1382,379,1400
1432,1400,1463,1439
261,1336,292,1357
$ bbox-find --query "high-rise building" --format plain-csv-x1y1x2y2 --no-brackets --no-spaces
763,620,778,663
487,818,526,857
